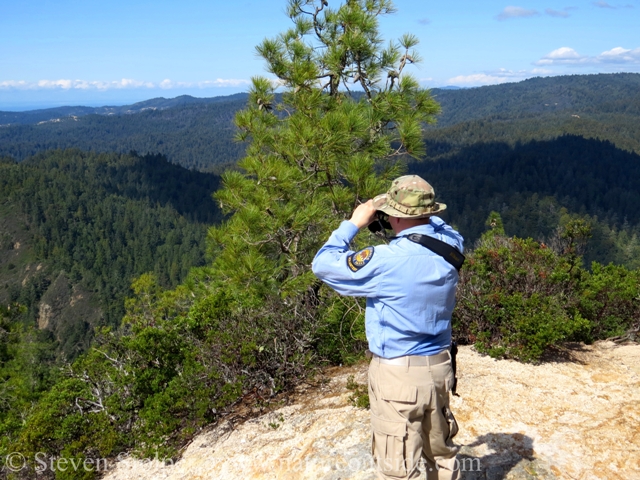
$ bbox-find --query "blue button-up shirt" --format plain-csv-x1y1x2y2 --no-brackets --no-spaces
312,216,464,358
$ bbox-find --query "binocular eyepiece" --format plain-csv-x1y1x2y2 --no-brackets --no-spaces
367,211,392,233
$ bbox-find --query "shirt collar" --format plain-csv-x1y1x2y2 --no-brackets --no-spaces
390,216,443,243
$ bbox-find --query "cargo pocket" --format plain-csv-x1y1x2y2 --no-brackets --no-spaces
380,384,417,404
371,414,408,477
442,406,459,442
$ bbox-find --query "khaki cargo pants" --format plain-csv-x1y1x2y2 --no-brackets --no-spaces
368,352,460,480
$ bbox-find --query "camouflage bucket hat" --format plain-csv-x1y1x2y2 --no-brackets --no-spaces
372,175,446,219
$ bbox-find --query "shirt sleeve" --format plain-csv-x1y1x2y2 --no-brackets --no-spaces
311,221,383,297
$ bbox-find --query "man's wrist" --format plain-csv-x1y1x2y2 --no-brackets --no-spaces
348,219,365,230
341,220,361,239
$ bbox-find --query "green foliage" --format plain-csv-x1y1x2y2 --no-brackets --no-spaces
268,413,285,430
3,74,640,168
484,211,505,236
312,293,367,365
0,99,248,170
431,72,640,129
454,213,640,362
454,228,589,362
4,77,640,266
0,303,58,459
0,151,223,475
422,73,640,157
9,0,441,466
10,276,194,467
12,377,119,478
578,263,640,341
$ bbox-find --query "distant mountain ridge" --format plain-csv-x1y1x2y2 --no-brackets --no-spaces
4,73,639,128
430,72,640,127
0,93,249,126
1,73,639,170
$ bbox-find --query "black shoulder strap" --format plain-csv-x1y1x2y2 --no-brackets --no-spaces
398,233,465,271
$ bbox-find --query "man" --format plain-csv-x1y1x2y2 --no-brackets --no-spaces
312,175,463,480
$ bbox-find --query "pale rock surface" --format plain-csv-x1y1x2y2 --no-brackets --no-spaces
102,342,640,480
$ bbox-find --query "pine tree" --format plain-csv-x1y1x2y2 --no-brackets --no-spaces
208,0,439,293
202,0,440,361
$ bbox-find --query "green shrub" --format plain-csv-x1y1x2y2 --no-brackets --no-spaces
13,378,122,479
313,293,368,365
454,215,640,361
578,263,640,341
454,231,589,362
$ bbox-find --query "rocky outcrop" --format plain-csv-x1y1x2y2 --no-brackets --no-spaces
37,302,53,329
103,341,640,480
37,271,72,333
37,271,102,356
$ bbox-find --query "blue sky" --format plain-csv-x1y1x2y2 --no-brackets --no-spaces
1,0,638,110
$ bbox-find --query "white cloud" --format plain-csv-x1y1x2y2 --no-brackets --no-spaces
445,67,562,87
118,79,155,89
535,47,588,65
531,68,554,74
0,78,250,90
545,8,571,17
447,74,507,86
535,46,640,66
593,1,616,7
0,79,157,90
447,69,538,86
495,6,539,20
159,79,176,89
0,80,29,88
37,79,73,89
592,0,634,7
597,47,640,63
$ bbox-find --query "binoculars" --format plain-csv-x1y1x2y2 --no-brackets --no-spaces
367,211,392,233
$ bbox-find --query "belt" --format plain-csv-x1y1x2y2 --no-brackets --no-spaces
371,350,450,367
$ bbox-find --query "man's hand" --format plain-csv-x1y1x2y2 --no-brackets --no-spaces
349,200,377,229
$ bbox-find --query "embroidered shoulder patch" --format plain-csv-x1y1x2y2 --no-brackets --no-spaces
347,247,375,272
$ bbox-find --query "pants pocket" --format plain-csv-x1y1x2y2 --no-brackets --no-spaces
442,406,459,443
371,414,408,477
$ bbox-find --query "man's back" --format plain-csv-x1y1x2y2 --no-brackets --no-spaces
312,216,463,358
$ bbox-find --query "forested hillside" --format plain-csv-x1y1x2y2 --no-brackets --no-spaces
411,135,640,268
0,150,220,358
0,150,225,475
2,73,639,169
0,99,246,170
1,76,639,269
